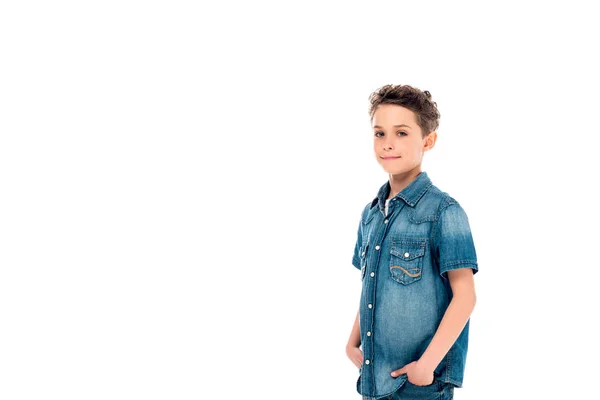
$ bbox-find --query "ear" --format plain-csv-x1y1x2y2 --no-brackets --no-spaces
423,131,437,152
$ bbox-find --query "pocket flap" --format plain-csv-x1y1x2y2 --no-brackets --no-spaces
390,240,426,260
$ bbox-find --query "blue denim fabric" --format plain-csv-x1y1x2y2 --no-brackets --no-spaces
352,171,478,399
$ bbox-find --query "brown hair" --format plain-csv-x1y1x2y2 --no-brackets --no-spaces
368,84,440,137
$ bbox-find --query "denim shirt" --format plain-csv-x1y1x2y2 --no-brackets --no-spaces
351,171,478,399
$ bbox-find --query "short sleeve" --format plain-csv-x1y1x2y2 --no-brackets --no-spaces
351,210,364,270
433,203,478,280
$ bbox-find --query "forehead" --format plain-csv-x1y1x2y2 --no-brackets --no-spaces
372,104,418,127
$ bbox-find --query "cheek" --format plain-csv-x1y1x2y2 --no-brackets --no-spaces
409,140,425,155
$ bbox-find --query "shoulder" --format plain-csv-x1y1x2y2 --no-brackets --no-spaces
427,186,474,236
360,201,376,224
414,184,464,221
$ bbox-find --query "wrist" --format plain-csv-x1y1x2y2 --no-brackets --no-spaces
416,356,437,373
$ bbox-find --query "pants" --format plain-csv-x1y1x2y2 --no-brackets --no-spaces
364,380,454,400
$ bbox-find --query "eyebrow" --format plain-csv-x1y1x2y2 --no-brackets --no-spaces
373,124,412,129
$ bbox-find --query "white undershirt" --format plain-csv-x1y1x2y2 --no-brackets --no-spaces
385,198,391,216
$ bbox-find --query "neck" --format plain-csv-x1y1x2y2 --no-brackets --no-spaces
387,167,422,199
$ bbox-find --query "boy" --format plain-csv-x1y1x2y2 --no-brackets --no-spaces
346,84,478,400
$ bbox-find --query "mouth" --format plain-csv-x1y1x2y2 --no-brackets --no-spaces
381,156,401,160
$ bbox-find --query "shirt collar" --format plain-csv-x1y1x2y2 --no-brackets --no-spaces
370,171,433,210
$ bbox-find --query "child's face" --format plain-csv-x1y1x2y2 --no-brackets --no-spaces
372,104,435,175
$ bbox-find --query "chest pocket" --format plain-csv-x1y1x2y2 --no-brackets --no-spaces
359,242,368,280
389,238,426,285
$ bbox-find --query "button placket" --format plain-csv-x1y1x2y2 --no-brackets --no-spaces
361,236,374,372
364,201,399,378
361,197,408,395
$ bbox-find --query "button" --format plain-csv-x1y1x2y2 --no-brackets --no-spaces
362,251,365,257
404,252,410,258
363,265,366,269
368,303,372,309
365,359,370,365
375,245,380,250
370,272,375,277
384,219,388,224
367,331,371,336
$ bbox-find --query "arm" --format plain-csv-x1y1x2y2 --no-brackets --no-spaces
417,268,477,372
348,207,366,369
346,310,363,369
391,268,476,383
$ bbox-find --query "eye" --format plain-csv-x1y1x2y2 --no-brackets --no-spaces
375,131,383,137
397,131,407,137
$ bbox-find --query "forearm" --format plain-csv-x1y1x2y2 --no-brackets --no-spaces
347,310,361,349
418,293,476,371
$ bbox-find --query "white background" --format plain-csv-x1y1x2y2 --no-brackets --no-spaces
1,1,599,399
